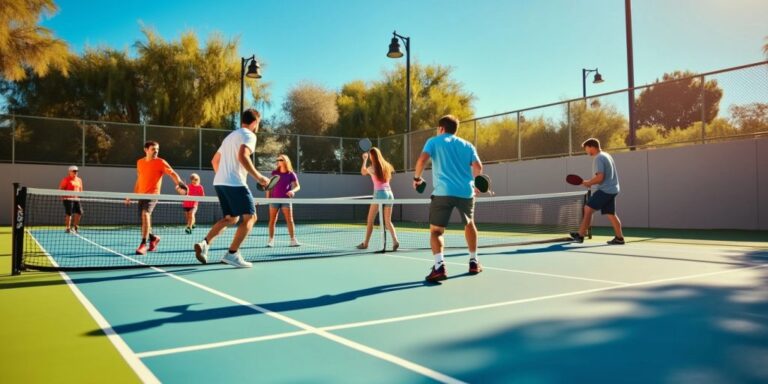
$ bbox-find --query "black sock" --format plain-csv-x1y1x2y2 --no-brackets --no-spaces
141,239,147,245
228,249,238,254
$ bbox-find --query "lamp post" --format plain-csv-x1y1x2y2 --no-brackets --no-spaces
582,68,604,98
240,55,262,117
387,31,411,135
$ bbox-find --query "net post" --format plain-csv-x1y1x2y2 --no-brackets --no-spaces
12,183,26,275
378,202,386,253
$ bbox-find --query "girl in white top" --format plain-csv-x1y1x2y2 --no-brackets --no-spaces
358,147,399,251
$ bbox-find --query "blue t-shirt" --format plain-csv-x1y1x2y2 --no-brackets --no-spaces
594,151,620,194
422,133,480,198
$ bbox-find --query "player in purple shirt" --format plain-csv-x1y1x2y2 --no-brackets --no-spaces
266,154,301,247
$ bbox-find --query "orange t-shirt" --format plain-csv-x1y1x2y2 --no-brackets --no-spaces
135,158,174,194
59,176,83,200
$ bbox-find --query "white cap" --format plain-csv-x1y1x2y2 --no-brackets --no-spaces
68,165,79,171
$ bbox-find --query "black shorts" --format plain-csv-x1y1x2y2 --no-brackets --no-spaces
587,190,617,215
63,200,82,216
429,196,475,227
138,199,158,215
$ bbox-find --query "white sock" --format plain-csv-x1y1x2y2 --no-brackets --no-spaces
470,252,478,262
433,253,445,268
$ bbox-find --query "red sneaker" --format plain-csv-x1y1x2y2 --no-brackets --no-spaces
425,264,447,282
469,260,483,275
136,243,148,255
148,235,161,251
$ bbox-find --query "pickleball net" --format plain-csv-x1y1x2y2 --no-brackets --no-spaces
12,186,586,272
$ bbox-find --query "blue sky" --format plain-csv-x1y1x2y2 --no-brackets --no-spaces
41,0,768,120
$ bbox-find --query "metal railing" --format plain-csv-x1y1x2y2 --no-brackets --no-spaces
1,60,766,172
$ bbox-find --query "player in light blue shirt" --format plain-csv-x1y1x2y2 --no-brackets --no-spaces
570,138,625,245
413,115,483,282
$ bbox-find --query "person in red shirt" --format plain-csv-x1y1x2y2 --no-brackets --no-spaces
183,173,205,234
59,165,84,233
129,141,186,255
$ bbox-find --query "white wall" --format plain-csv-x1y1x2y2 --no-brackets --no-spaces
4,137,767,229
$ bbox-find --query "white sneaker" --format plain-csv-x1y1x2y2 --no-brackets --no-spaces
221,251,252,268
290,238,301,247
267,238,275,248
194,241,209,264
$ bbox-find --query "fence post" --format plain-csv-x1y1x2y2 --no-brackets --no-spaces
142,122,146,144
296,135,301,172
566,103,568,157
199,128,203,170
700,75,706,144
474,120,478,146
11,114,15,164
517,112,522,161
339,137,343,174
403,133,408,171
81,120,86,166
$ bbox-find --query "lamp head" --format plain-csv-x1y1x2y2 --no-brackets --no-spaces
246,60,262,79
387,36,403,58
593,72,604,84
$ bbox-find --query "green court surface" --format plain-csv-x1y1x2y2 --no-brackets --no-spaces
1,226,767,383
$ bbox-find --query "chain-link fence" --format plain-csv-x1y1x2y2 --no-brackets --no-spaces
2,61,766,172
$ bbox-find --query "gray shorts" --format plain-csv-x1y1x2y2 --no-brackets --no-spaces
429,196,475,227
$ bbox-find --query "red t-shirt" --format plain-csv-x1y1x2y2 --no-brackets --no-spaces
183,184,205,208
59,175,83,200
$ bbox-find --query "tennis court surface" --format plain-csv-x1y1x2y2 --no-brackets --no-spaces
3,188,768,383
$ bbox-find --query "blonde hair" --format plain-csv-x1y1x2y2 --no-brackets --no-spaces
369,147,393,182
189,173,200,181
276,154,294,172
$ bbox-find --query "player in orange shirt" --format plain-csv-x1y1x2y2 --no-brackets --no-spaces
129,141,186,255
59,165,84,233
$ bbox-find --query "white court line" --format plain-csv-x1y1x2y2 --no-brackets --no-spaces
60,240,465,384
383,253,629,285
135,330,313,358
28,232,159,384
137,260,768,358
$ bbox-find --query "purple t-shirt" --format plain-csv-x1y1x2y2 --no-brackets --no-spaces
270,170,298,198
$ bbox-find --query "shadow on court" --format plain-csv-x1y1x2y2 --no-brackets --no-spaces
86,279,435,336
430,249,768,383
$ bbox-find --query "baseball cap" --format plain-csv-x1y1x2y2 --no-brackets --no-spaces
68,165,79,171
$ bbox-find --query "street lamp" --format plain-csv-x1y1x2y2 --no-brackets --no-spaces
387,31,411,135
582,68,604,98
240,55,262,117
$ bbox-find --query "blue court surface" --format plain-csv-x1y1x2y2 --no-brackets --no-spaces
54,235,768,383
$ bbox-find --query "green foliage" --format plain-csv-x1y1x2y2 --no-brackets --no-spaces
280,82,340,172
0,0,69,81
335,62,474,138
635,71,723,131
729,103,768,133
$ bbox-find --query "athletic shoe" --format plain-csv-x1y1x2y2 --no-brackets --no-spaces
425,264,447,282
392,241,400,252
290,238,301,247
135,243,148,255
607,237,625,245
194,241,209,264
569,232,584,243
267,238,275,248
221,252,252,268
469,259,483,274
73,225,79,233
185,227,192,234
65,228,71,233
356,243,367,250
148,235,161,251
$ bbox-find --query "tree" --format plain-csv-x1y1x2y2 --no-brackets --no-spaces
336,63,474,138
281,82,339,172
0,0,69,81
730,103,768,133
634,71,723,131
135,27,269,128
